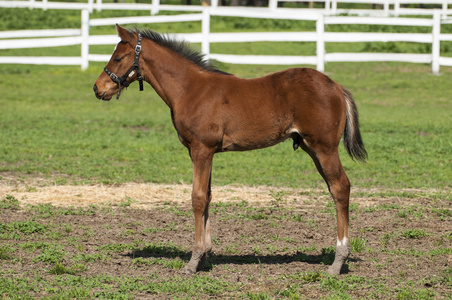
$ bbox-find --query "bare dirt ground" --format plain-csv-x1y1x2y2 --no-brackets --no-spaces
1,176,451,299
0,173,424,209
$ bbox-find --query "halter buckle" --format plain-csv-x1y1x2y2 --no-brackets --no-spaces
109,73,119,82
135,44,142,55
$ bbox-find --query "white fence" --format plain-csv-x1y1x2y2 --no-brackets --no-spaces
271,0,452,17
1,8,452,73
1,0,452,16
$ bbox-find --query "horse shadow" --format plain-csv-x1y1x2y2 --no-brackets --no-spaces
126,244,359,274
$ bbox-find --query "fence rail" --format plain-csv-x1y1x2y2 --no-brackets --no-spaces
0,8,451,73
1,0,452,16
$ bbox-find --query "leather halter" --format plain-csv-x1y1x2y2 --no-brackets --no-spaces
104,34,144,99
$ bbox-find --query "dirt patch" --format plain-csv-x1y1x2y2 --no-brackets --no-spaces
0,177,435,209
0,178,451,299
1,181,307,208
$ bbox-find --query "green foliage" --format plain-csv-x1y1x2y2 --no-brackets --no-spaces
0,195,20,210
320,275,349,292
33,247,66,264
0,221,48,235
216,16,314,32
0,245,14,260
0,8,81,30
396,287,437,300
401,229,430,239
291,214,304,222
350,237,367,253
302,271,323,283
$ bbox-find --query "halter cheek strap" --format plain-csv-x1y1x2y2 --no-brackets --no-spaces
104,34,144,99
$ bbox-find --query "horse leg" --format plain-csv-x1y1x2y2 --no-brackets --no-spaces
204,172,213,254
197,173,213,268
303,143,351,275
183,143,214,275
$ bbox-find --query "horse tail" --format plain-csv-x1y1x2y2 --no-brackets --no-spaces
341,86,368,162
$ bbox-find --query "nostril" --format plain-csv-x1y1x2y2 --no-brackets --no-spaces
93,84,98,94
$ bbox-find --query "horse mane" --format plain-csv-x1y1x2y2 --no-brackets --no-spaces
132,28,232,76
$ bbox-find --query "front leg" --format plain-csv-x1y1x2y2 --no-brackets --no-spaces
183,142,214,274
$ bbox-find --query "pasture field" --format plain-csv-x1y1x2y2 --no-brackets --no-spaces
1,7,451,190
0,61,451,191
0,6,451,299
0,61,451,299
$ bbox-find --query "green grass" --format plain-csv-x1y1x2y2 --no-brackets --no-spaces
0,60,450,190
0,220,48,235
1,8,451,190
0,195,20,210
400,229,430,239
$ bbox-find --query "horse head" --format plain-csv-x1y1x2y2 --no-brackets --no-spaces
93,25,143,101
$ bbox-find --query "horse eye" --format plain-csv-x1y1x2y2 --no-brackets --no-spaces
114,57,122,63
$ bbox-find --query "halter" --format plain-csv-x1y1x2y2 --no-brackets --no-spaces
104,34,144,99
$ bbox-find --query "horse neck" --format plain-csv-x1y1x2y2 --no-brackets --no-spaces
140,39,201,109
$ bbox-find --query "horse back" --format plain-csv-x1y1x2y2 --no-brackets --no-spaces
174,67,346,152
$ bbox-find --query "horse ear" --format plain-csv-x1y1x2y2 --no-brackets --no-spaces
116,24,134,43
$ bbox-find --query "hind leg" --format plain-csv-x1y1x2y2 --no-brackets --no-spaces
302,142,351,275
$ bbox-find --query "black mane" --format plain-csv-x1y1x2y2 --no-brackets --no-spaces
132,28,232,76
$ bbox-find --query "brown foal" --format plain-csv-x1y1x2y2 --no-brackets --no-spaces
93,25,367,276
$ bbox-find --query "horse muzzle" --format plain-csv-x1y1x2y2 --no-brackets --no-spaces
93,84,112,101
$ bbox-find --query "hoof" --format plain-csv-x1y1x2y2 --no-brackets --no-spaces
183,265,197,275
327,264,341,276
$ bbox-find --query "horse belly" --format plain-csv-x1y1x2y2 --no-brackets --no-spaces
221,120,294,152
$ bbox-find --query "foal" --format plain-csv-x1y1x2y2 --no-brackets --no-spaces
93,25,367,275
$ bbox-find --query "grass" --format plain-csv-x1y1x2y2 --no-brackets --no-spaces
0,61,450,190
0,195,20,209
400,229,429,239
1,8,451,190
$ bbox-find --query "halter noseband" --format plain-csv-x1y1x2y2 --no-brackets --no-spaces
104,34,144,99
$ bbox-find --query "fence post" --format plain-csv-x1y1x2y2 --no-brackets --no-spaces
442,0,447,19
202,8,210,58
88,0,94,13
325,0,330,14
96,0,102,12
394,0,399,17
81,9,89,71
316,14,325,72
432,11,441,74
151,0,160,15
384,0,389,16
211,0,218,9
331,0,337,15
43,0,47,10
269,0,277,11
